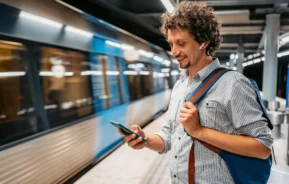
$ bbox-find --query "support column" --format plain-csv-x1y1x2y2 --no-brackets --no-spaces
262,14,280,101
237,38,244,74
229,54,235,69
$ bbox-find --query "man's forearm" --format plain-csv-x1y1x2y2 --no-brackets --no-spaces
145,134,165,152
196,127,271,159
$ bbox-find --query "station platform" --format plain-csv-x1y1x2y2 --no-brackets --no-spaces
75,113,289,184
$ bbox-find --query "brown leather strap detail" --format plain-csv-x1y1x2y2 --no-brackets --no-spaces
188,140,221,184
189,68,226,104
199,140,222,154
187,68,227,183
188,140,195,184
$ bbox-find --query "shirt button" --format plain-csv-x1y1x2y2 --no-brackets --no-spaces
174,175,176,178
175,156,177,159
179,137,181,140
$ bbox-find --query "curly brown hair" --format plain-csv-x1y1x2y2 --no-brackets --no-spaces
160,1,222,56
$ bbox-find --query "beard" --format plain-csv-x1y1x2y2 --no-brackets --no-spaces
179,61,190,69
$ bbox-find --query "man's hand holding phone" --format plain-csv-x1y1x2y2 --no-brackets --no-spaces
118,125,149,150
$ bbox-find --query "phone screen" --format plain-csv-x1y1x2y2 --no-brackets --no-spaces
110,121,147,142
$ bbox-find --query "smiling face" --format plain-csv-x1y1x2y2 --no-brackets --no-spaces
167,29,204,70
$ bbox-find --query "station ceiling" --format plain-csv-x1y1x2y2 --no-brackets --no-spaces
61,0,289,62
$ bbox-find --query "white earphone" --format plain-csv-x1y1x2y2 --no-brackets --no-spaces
199,42,205,49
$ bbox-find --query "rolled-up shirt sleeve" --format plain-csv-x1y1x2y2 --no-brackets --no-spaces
154,116,172,154
226,77,273,150
154,80,182,154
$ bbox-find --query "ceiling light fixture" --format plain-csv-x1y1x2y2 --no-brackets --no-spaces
160,0,174,13
20,11,62,28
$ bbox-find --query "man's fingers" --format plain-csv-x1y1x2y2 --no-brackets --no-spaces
180,107,190,113
128,136,143,147
123,133,136,143
183,101,196,109
130,125,139,132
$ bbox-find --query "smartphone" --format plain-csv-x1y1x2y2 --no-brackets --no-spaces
110,120,147,142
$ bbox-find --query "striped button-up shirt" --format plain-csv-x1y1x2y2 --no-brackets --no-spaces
155,59,273,184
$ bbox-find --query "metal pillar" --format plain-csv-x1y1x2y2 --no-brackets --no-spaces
237,38,244,74
262,14,280,101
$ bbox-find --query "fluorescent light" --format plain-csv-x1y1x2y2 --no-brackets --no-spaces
247,61,253,66
230,54,235,60
153,55,163,62
281,36,289,44
214,10,249,15
172,59,178,64
20,11,62,28
64,72,74,76
138,49,154,58
161,0,174,13
39,71,74,77
62,102,74,109
253,53,260,57
121,44,134,51
161,68,170,73
45,104,58,110
105,40,121,48
261,57,265,61
163,60,171,67
139,71,150,75
0,71,26,78
66,26,93,37
253,58,261,63
226,62,229,66
242,63,247,67
81,71,103,76
106,71,119,75
233,67,237,70
39,71,54,76
123,71,138,75
157,73,166,77
277,50,289,58
247,54,253,60
17,109,26,115
171,70,179,76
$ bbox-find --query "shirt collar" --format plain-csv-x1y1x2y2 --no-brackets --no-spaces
179,58,221,82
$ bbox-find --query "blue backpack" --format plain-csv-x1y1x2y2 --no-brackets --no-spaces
187,67,273,184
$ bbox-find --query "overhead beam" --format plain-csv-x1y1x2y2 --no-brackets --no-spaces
217,49,256,53
221,43,259,47
205,0,289,6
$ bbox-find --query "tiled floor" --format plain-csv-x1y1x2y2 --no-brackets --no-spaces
75,113,289,184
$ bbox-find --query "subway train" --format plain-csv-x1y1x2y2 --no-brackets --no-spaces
0,1,179,183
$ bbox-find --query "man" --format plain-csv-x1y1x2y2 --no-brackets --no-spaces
118,2,273,183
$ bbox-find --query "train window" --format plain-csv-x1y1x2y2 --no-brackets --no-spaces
0,40,36,146
89,54,110,111
125,61,153,101
152,64,166,93
39,47,93,127
105,56,122,107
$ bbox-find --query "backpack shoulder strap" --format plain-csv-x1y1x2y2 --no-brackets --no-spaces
248,79,273,130
185,67,231,105
185,68,273,130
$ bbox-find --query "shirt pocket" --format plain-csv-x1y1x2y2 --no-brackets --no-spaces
202,101,218,128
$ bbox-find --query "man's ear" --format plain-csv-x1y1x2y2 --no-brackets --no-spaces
199,43,205,49
199,42,210,50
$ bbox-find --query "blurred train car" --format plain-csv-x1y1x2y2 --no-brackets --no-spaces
0,1,179,183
